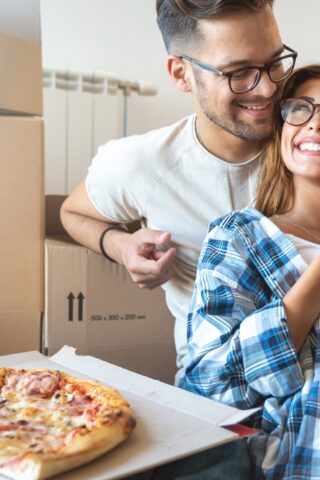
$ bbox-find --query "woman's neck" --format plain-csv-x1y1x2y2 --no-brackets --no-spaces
270,180,320,243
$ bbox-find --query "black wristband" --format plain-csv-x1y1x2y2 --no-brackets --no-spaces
99,226,127,263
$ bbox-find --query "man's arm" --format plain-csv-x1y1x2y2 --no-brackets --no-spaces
60,181,176,289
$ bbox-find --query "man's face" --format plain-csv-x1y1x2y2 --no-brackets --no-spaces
187,5,284,143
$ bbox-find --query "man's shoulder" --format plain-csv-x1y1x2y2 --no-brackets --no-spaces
88,115,195,187
92,114,195,177
106,114,194,156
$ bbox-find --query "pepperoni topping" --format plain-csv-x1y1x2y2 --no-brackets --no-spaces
4,371,60,398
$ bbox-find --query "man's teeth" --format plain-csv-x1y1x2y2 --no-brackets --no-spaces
299,143,320,152
240,105,267,110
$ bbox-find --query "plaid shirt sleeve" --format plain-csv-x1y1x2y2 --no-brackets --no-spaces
181,222,303,410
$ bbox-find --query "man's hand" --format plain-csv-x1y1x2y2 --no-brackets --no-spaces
60,182,176,289
119,228,176,289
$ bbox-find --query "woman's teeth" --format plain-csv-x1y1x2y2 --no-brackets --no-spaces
299,143,320,152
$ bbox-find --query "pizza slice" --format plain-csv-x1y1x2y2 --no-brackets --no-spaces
0,368,136,480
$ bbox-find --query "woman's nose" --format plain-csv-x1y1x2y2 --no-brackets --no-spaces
308,106,320,131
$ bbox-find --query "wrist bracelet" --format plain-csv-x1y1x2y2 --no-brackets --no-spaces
99,226,127,263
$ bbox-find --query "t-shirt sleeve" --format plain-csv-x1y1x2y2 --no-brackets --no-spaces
85,138,148,223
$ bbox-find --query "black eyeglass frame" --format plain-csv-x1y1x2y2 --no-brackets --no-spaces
280,98,320,126
180,44,298,94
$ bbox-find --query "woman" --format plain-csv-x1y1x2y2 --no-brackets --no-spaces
181,65,320,479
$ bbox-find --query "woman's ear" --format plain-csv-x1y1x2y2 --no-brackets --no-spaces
167,55,192,93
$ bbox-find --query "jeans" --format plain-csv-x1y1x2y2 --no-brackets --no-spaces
125,438,253,480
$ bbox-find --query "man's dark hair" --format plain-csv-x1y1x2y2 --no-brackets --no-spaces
156,0,275,53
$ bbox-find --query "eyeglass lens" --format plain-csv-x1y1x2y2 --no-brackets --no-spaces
230,55,295,94
281,99,314,125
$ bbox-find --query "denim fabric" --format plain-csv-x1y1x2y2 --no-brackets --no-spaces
125,439,253,480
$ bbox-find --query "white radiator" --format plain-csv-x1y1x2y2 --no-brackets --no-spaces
43,68,157,194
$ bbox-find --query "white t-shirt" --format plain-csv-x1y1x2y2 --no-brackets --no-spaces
287,234,320,264
86,114,261,378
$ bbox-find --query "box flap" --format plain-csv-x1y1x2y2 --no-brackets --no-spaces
51,346,259,426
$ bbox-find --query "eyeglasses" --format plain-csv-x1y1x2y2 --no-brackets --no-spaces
280,98,320,126
180,44,297,94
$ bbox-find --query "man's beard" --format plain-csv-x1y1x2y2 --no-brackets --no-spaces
194,71,279,143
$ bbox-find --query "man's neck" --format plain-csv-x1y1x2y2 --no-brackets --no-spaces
195,115,263,163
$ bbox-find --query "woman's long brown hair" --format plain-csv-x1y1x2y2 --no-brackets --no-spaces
255,64,320,217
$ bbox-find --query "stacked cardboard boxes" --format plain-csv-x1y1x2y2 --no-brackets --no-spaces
0,0,44,353
0,1,176,383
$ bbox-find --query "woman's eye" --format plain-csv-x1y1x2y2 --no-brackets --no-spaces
293,104,310,113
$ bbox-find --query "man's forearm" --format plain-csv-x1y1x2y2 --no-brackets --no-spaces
59,183,176,288
60,207,129,264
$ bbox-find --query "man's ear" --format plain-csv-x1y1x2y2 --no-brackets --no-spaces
167,55,192,93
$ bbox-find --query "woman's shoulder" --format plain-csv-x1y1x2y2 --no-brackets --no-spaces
199,207,265,272
206,207,295,265
208,206,264,234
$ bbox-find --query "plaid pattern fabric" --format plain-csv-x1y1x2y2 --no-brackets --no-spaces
180,207,320,479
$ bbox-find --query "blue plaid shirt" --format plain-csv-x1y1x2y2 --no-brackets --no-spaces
180,207,320,479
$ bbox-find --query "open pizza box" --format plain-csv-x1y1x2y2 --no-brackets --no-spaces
0,346,260,479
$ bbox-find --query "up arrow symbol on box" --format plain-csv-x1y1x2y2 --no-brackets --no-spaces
67,292,75,321
77,292,85,321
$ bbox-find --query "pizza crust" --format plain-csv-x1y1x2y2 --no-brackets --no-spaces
1,419,135,480
0,368,136,480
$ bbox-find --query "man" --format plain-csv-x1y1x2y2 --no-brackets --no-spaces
61,2,296,475
61,0,296,378
61,0,296,384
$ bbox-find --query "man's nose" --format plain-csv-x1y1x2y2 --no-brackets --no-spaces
251,70,278,98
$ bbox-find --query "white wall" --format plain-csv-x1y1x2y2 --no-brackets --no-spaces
40,0,319,135
40,0,191,135
274,0,318,65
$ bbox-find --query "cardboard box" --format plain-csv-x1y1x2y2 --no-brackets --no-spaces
0,0,41,44
0,346,259,479
44,196,176,384
0,116,44,353
0,30,42,115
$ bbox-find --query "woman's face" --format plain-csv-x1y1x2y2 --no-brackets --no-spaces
281,78,320,182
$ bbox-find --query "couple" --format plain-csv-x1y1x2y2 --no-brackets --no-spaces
60,0,320,478
181,65,320,479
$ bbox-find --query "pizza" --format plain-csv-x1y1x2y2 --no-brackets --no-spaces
0,367,136,479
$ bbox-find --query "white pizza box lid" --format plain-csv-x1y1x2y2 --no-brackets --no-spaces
0,346,260,479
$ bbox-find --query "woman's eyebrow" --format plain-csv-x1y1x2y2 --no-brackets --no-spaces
299,96,315,102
